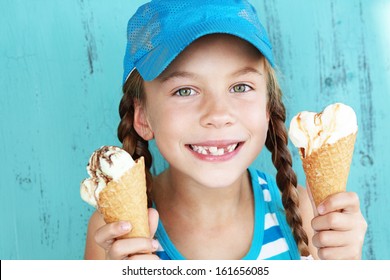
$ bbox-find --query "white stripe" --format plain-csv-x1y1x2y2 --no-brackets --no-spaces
263,189,271,202
258,177,267,185
258,238,289,260
264,213,279,230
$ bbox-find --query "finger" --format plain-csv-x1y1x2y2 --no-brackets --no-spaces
305,181,319,217
148,208,159,238
317,245,360,260
128,254,161,260
312,230,350,248
94,221,132,250
311,211,353,231
108,238,159,260
317,192,360,215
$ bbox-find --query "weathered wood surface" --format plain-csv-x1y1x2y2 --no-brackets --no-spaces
1,0,389,259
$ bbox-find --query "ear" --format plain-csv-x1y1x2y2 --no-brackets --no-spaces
133,101,154,141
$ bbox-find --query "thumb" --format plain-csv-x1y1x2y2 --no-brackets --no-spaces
306,180,319,217
148,208,159,238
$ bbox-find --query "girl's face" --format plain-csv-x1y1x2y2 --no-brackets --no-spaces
138,34,269,188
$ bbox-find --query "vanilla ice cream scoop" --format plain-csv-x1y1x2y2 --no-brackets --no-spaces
288,103,358,157
80,146,135,207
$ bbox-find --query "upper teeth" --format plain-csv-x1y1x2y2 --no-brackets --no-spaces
190,144,238,156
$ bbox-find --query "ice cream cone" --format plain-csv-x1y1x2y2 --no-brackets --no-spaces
97,157,150,239
301,133,357,207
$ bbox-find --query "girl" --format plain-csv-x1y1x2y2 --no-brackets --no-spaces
84,0,367,260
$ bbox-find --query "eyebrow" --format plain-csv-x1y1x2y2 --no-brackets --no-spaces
158,71,199,83
158,66,263,84
231,66,263,77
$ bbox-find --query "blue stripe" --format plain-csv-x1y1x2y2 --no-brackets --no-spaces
155,218,186,260
264,251,292,260
261,183,269,190
156,251,171,260
260,172,301,260
263,225,284,244
263,207,273,215
242,168,265,260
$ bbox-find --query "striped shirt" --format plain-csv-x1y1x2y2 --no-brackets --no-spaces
154,168,301,260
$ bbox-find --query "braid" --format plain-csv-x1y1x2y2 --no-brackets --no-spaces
264,63,310,256
118,70,153,207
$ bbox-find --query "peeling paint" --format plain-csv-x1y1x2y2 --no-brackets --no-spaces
357,0,376,260
79,0,97,75
262,1,284,68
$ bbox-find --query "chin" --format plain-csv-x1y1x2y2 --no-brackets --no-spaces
193,167,248,189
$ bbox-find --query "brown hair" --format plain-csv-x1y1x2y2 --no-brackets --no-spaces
264,62,309,256
118,70,154,207
118,64,309,255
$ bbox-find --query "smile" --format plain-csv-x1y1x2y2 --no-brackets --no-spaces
189,143,239,156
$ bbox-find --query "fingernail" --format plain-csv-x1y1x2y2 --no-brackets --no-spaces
152,239,159,250
120,222,131,231
317,204,325,215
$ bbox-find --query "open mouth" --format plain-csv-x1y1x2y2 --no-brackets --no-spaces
189,143,240,156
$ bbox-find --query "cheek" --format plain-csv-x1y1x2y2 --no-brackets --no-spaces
248,98,268,124
258,113,269,139
264,110,270,136
144,100,164,133
247,102,269,141
145,102,182,138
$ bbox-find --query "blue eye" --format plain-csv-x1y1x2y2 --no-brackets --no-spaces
231,84,252,93
175,88,194,96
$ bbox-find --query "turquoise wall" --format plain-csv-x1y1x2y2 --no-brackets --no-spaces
1,0,389,259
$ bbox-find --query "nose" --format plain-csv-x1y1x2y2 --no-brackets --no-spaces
200,93,236,129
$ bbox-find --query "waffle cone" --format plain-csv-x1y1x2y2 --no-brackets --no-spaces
97,157,150,239
301,133,357,207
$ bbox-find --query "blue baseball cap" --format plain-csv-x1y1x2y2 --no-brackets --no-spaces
123,0,274,84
